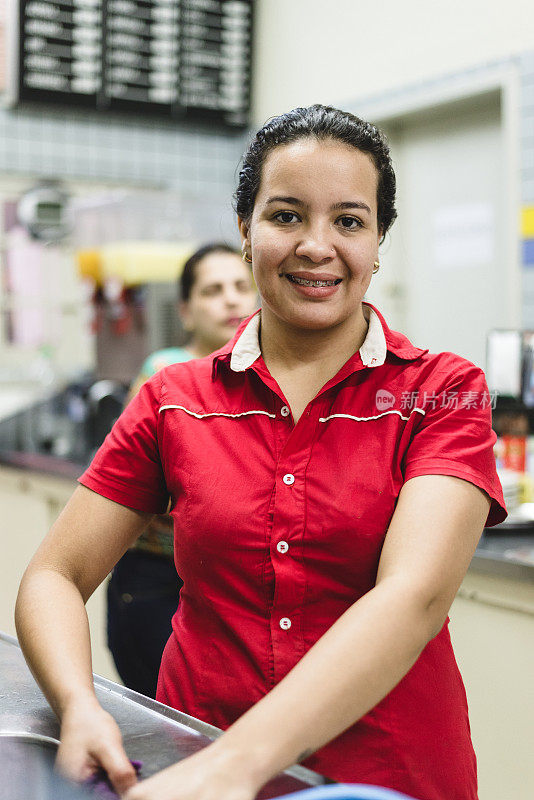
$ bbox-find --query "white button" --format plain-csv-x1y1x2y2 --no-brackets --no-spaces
279,617,292,630
277,541,289,554
282,473,295,485
280,405,290,417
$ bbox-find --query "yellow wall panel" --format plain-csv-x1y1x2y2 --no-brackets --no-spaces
521,207,534,237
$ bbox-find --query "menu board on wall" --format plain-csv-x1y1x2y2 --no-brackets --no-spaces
15,0,253,128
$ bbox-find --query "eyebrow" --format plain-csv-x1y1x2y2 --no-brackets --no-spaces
265,196,371,214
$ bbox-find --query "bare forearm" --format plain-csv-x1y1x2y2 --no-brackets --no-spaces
15,568,98,719
15,487,153,720
214,579,435,785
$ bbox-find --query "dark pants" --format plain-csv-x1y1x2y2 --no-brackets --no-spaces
106,549,183,698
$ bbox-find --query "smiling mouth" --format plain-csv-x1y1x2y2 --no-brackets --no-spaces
286,275,342,287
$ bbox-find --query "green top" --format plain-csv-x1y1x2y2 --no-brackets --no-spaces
139,347,193,379
132,346,193,559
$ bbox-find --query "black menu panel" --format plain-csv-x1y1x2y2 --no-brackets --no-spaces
20,0,102,107
17,0,253,127
104,0,180,114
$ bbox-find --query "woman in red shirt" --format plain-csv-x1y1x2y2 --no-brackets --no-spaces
16,106,505,800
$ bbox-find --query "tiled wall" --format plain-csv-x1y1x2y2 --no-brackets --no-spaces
520,52,534,204
520,52,534,327
2,51,534,322
0,103,247,195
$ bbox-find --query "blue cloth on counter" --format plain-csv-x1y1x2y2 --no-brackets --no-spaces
278,786,419,800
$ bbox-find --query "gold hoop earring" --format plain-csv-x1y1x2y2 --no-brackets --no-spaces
241,242,252,263
372,261,380,274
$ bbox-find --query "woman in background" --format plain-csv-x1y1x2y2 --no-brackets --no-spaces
107,243,257,697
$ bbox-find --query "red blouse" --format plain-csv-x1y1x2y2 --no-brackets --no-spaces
80,304,505,800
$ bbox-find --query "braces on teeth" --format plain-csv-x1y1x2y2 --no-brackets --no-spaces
288,275,341,287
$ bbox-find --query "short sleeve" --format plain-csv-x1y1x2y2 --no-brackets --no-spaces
79,373,169,514
403,360,506,527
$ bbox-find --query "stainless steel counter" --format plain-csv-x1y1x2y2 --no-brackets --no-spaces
473,531,534,581
0,632,326,799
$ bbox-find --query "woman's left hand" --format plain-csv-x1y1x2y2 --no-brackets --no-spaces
123,740,261,800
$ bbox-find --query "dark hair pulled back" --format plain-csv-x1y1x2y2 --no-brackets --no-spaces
179,242,241,302
234,104,397,241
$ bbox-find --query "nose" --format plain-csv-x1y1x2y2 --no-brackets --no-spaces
222,284,241,307
294,222,335,263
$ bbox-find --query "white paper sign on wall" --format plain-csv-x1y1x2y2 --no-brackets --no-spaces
432,202,495,270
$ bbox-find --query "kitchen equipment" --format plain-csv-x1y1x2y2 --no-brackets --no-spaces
17,181,73,243
85,379,128,454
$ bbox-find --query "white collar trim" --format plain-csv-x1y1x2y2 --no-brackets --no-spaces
230,312,262,372
359,304,387,367
229,304,387,373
